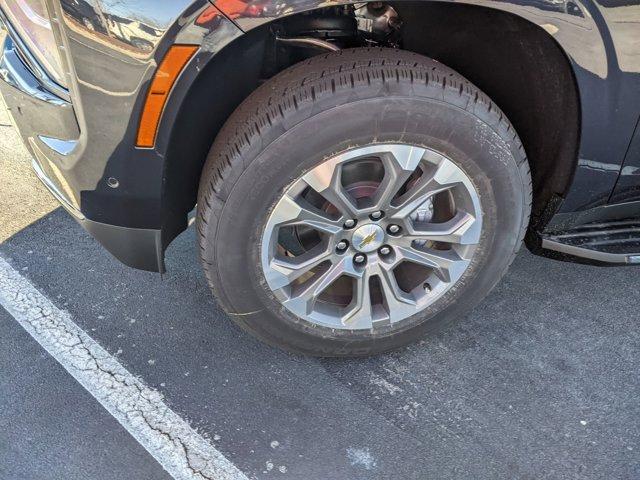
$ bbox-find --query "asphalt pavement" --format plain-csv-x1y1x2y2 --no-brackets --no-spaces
1,102,639,479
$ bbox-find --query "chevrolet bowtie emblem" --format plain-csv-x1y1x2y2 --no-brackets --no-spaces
359,232,378,249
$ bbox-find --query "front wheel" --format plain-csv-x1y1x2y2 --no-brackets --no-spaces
197,48,531,356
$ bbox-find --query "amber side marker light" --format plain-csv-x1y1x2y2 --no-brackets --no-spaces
136,45,198,148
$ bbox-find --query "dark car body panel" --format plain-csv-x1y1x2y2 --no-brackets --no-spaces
611,117,640,204
1,0,241,271
1,0,639,271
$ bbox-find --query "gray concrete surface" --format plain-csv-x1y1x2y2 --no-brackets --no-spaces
1,103,639,479
0,308,172,480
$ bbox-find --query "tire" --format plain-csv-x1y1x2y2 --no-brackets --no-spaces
197,48,531,357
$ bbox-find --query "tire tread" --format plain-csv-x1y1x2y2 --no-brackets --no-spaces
196,48,532,354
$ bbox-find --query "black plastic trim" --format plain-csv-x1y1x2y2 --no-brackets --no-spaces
541,238,640,265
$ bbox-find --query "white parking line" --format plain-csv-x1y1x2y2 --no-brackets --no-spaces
0,256,249,480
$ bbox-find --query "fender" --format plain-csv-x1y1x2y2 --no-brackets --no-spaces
46,0,241,271
52,0,215,229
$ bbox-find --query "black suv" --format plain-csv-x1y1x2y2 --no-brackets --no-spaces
1,0,639,355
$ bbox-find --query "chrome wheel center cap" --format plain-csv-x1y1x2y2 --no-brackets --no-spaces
352,224,385,253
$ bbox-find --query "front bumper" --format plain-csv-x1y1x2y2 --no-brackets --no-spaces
0,10,164,272
0,11,79,212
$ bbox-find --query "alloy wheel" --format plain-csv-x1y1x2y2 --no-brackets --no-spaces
260,144,482,330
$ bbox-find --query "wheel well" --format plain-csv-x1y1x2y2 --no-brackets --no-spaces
162,1,579,246
393,2,580,228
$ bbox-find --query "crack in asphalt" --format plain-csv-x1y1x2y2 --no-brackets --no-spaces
0,256,249,480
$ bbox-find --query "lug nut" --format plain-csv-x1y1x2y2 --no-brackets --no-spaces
388,224,401,234
370,210,383,220
344,219,357,229
353,253,366,264
424,282,432,293
379,246,391,256
336,240,349,251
